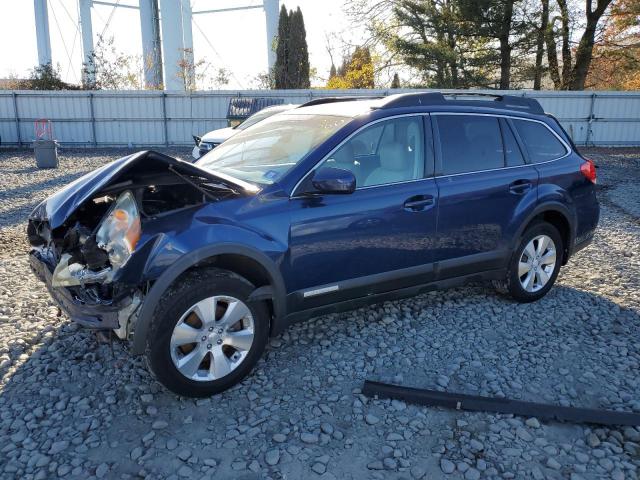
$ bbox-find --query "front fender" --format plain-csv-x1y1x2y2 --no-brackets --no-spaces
130,240,287,355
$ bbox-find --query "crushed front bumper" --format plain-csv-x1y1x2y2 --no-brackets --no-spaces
29,249,134,330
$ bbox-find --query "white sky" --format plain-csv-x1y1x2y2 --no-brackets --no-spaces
0,0,363,88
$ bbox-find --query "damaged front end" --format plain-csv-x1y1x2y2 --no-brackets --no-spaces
28,150,252,339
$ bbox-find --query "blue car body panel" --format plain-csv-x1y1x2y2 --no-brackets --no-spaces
28,96,600,355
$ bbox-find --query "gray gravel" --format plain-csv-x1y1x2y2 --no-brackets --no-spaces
1,147,640,479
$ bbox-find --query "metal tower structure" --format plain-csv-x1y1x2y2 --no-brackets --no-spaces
33,0,280,90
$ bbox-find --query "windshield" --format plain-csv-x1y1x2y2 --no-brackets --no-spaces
236,109,279,130
197,114,350,185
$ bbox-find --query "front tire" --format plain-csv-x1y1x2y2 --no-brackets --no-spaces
495,222,563,303
146,268,269,397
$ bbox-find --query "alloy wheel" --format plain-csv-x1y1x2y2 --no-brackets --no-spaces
518,234,557,293
169,295,255,381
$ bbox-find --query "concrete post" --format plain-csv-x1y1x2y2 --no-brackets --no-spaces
34,0,52,66
159,0,185,90
140,0,163,88
263,0,279,71
181,0,195,90
79,0,95,87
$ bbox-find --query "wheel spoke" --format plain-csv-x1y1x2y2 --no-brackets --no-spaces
177,347,207,378
536,236,549,256
537,268,550,286
210,346,231,378
524,241,536,261
193,297,217,327
518,261,532,277
523,271,535,292
540,249,556,266
170,322,202,349
219,300,250,328
224,330,254,351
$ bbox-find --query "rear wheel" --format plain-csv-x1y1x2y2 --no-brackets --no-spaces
494,222,563,302
146,269,269,397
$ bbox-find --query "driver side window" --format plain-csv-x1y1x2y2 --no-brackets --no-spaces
322,116,426,188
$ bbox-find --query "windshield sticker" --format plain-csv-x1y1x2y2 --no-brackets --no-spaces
263,170,279,181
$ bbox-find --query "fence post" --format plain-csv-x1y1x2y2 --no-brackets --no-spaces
89,92,97,147
162,92,169,147
12,92,21,147
585,92,596,147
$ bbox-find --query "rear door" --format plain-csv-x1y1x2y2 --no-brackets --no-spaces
286,114,439,310
432,113,539,278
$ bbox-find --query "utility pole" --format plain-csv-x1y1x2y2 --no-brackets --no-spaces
79,0,95,87
34,0,52,66
140,0,163,88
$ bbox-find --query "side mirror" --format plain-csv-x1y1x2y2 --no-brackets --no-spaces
311,167,356,194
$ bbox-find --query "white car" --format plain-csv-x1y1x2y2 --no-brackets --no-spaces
192,104,298,160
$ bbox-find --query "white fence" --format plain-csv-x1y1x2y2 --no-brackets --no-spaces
0,89,639,147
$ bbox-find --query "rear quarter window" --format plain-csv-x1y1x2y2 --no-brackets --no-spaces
512,120,568,163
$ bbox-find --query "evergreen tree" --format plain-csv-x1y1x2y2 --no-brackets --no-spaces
391,73,400,88
287,7,310,88
274,5,310,89
274,5,290,89
329,63,337,79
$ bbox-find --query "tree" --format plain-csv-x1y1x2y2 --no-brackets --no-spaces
287,7,311,88
384,0,494,88
546,0,615,90
391,72,401,87
274,5,290,88
533,0,550,90
84,35,144,89
458,0,532,89
327,46,376,88
274,5,311,89
23,64,80,90
585,0,640,89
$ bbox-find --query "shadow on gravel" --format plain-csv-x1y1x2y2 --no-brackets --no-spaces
1,280,639,478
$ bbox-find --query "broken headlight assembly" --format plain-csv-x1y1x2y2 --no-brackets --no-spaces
52,190,141,287
95,190,141,269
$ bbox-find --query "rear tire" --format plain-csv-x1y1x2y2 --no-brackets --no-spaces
496,222,563,303
146,268,269,397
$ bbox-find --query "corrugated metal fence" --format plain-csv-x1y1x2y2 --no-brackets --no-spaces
0,89,639,147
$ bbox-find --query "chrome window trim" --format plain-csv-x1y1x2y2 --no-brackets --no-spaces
290,111,573,198
432,112,572,178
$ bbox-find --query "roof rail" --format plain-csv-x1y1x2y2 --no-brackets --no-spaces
445,92,544,114
378,91,544,114
298,96,382,108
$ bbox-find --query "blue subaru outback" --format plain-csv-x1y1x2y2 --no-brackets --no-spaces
28,92,599,397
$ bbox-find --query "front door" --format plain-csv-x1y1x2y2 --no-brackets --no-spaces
287,115,439,310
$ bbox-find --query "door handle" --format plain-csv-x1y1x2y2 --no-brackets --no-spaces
509,180,532,195
403,195,434,212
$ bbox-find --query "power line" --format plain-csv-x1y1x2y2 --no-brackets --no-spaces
192,15,245,88
48,0,79,83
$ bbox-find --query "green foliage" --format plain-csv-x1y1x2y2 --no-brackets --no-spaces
274,5,310,89
13,64,80,90
327,46,375,88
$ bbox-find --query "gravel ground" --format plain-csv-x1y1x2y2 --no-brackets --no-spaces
0,147,639,480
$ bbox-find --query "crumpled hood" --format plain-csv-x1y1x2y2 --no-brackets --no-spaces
31,150,257,229
200,127,236,144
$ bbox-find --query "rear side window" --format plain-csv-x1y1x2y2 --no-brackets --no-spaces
512,120,567,163
436,115,503,175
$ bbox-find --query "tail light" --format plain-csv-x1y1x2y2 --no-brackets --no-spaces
580,158,597,184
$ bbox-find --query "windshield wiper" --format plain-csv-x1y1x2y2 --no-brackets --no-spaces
168,165,239,199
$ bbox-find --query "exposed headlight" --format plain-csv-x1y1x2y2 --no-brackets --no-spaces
96,191,141,269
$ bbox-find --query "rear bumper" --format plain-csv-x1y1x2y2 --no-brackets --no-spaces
29,249,130,330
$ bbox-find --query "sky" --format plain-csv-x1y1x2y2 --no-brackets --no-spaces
0,0,364,89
